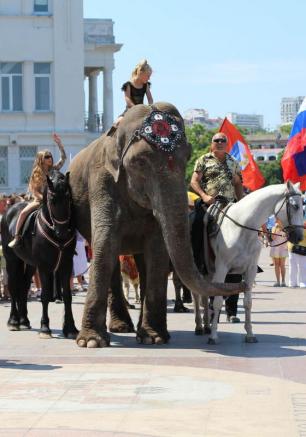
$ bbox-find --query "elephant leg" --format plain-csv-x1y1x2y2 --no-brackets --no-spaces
77,232,118,348
60,264,79,339
108,261,135,333
136,233,170,345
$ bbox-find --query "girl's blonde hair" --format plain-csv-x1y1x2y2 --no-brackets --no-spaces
131,59,152,80
28,150,53,192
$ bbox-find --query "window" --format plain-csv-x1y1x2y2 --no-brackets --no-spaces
268,156,276,161
19,146,37,185
257,156,264,161
34,0,48,13
0,147,8,186
0,63,22,111
34,63,50,111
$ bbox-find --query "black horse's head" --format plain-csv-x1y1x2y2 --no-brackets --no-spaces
44,170,73,241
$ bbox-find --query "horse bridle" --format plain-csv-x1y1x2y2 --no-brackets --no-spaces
212,190,303,238
37,188,75,272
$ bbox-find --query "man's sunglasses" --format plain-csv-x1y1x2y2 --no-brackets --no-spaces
213,138,227,144
44,155,52,159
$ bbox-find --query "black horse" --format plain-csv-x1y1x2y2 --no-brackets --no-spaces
1,170,78,338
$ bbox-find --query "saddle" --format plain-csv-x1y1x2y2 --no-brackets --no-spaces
193,196,232,276
9,206,39,239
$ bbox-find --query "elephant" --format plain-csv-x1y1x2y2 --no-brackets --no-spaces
69,102,245,348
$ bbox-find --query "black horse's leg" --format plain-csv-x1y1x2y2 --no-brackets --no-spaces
38,269,53,338
19,264,35,329
61,265,78,339
6,256,24,330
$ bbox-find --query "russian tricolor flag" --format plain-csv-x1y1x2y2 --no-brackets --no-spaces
281,97,306,190
219,118,265,191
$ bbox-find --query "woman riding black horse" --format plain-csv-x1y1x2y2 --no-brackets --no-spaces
1,149,77,338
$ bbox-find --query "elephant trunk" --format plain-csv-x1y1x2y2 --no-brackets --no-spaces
151,178,245,297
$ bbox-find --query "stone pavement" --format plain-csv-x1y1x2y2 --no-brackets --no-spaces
0,247,306,436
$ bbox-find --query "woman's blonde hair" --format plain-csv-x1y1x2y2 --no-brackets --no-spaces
28,150,53,192
131,59,152,80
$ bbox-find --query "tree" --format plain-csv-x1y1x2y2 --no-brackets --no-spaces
280,124,292,136
257,150,284,185
185,124,217,181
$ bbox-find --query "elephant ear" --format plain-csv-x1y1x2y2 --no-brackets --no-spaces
104,134,122,183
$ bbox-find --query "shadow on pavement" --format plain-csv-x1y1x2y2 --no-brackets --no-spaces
0,360,62,370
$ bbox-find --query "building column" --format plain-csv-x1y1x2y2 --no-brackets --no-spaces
23,61,34,115
102,66,114,132
88,70,99,131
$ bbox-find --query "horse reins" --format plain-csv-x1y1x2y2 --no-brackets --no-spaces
211,191,302,246
36,189,75,272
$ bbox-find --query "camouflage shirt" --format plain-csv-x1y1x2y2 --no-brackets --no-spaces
194,152,242,202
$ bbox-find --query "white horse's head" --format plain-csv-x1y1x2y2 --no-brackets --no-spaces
275,181,304,244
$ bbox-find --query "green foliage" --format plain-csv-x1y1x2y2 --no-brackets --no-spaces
280,124,292,136
185,124,217,181
258,151,284,186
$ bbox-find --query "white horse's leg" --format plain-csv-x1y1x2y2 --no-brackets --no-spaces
193,293,203,335
208,296,223,344
208,267,227,344
244,266,258,343
201,296,211,334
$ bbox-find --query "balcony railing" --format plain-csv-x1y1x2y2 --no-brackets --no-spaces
84,112,103,133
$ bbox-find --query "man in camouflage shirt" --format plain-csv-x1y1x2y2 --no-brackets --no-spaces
190,132,244,323
191,133,243,204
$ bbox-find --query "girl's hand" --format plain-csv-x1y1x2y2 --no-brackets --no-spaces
53,133,63,147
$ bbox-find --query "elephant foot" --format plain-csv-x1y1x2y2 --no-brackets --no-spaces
63,325,79,339
76,329,110,348
245,335,258,343
109,320,135,333
136,327,170,345
203,326,211,335
194,327,204,336
174,301,190,313
208,337,219,345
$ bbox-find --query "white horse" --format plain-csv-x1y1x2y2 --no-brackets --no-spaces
193,181,304,344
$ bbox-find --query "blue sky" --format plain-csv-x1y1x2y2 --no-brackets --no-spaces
84,0,306,129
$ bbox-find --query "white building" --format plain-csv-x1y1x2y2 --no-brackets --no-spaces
0,0,121,193
281,96,304,124
183,108,222,130
226,112,264,131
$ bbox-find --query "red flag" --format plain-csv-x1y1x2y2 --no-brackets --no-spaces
281,97,306,190
219,118,265,191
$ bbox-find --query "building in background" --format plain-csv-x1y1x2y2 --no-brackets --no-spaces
183,108,222,130
226,113,264,131
246,132,287,162
0,0,121,193
280,96,305,125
